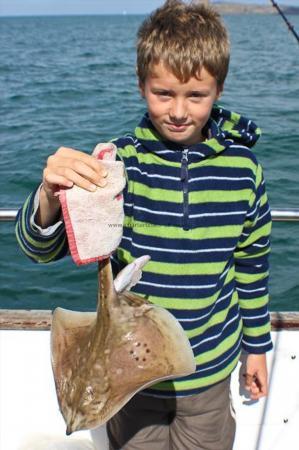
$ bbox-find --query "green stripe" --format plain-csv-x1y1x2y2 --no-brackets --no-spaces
203,137,225,153
146,284,234,310
186,296,239,339
196,155,257,172
235,246,269,259
236,223,271,248
194,320,242,366
123,218,243,240
117,144,138,159
134,181,182,203
152,352,240,391
130,183,251,203
135,126,159,142
260,192,269,207
234,270,268,284
190,188,251,204
146,260,227,277
238,294,269,310
243,323,271,337
16,219,66,263
117,246,229,277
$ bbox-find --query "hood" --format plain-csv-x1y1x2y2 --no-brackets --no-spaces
134,105,261,164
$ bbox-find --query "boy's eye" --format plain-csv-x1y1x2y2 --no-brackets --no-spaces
157,91,171,97
189,92,206,98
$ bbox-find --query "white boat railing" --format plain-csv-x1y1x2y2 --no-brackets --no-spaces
1,208,299,222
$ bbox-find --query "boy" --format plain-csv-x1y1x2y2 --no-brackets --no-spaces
16,1,273,449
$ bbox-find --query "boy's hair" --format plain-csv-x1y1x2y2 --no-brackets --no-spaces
137,0,230,88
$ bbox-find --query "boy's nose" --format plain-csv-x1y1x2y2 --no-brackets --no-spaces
169,100,187,123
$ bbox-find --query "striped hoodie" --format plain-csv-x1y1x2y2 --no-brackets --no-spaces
16,105,273,397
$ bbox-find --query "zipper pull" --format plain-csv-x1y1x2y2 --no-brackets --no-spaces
180,149,189,181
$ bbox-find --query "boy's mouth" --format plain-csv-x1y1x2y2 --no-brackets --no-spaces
166,123,190,132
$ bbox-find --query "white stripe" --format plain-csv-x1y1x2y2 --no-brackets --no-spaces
188,151,205,157
189,175,254,184
242,338,272,348
247,199,261,217
241,231,250,237
126,135,142,147
257,207,270,222
121,236,234,254
242,311,269,320
220,266,230,280
179,288,234,322
138,280,216,289
229,144,250,150
153,150,175,155
127,135,138,143
126,166,180,181
192,313,239,349
237,287,266,293
190,210,246,218
133,205,246,219
134,205,182,217
196,335,243,373
252,240,269,248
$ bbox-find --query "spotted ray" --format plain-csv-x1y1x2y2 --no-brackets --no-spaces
51,256,196,435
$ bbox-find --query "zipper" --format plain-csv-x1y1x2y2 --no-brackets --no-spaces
180,148,189,231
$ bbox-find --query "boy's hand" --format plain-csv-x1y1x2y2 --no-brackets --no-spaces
243,353,268,400
42,146,108,200
37,147,108,228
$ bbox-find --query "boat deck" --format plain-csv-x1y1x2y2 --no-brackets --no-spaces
1,311,299,450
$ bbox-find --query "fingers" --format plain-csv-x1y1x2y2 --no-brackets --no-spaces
243,373,267,400
56,147,108,178
43,147,109,195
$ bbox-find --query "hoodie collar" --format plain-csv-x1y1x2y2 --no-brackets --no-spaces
134,105,261,164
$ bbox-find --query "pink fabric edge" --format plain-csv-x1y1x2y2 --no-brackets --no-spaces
59,189,110,266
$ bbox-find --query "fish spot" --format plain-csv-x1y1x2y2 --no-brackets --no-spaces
135,357,139,361
146,349,151,353
142,358,146,362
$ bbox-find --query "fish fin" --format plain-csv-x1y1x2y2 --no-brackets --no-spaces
114,255,151,293
50,308,96,405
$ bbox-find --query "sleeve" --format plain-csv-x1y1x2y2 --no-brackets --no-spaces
234,163,273,354
15,184,69,263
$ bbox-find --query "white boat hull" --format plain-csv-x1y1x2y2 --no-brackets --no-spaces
1,329,298,450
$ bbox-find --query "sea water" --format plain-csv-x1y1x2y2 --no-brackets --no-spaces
0,14,298,310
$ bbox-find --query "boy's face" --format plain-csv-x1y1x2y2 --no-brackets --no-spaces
139,63,222,146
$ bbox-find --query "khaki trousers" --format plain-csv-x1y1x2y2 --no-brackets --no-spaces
107,377,236,450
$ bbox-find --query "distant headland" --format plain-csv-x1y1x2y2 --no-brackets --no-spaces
212,2,299,15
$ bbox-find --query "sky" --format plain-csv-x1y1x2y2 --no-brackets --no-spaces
0,0,297,17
